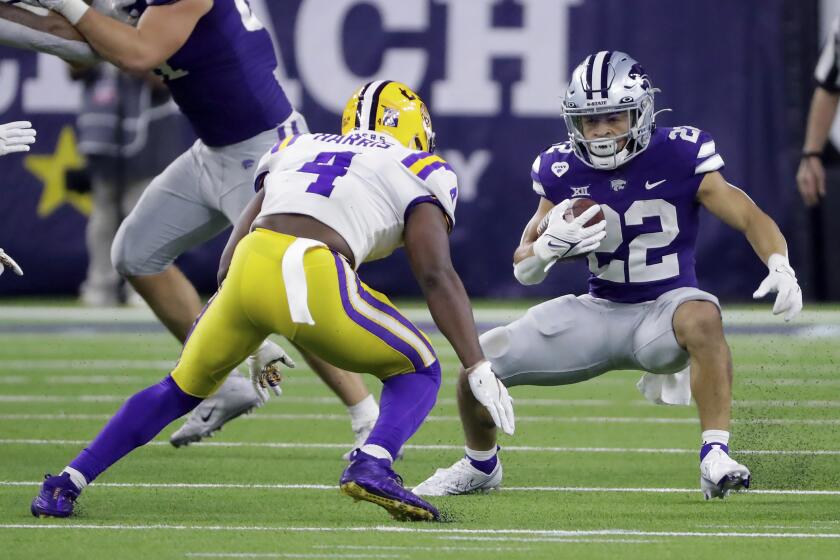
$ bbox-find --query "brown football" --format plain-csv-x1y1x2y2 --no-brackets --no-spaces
563,197,605,227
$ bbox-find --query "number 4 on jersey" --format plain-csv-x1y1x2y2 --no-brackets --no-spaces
298,151,358,197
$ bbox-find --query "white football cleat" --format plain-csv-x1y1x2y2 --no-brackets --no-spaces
700,445,751,499
170,374,263,447
412,457,502,496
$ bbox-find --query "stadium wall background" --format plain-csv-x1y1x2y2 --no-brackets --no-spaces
0,0,825,300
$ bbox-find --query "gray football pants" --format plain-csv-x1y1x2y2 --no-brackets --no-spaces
481,287,720,387
111,111,308,276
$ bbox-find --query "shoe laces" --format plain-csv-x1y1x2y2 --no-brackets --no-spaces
428,458,473,482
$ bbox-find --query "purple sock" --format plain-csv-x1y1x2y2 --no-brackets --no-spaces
468,447,500,475
700,442,730,461
69,375,202,483
365,361,441,460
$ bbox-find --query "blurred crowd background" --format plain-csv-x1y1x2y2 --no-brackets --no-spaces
0,0,838,302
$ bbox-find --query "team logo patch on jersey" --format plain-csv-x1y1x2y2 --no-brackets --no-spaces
551,162,569,177
610,178,626,191
382,107,400,127
571,186,590,197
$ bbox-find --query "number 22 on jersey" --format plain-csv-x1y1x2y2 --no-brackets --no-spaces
588,199,680,283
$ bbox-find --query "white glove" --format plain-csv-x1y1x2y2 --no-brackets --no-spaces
0,248,23,276
246,339,295,402
532,199,606,263
466,360,515,435
752,253,802,321
19,0,90,25
0,121,36,156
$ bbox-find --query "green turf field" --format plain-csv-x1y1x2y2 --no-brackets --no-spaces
1,303,839,559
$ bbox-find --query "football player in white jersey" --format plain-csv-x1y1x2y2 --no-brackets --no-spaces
0,0,382,452
31,81,514,521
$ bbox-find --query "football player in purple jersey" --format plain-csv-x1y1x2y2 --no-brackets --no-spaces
415,51,803,500
0,1,381,452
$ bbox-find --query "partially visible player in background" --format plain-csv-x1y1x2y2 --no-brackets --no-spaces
30,81,514,522
797,15,840,206
414,51,802,500
0,120,36,156
0,0,381,450
0,120,36,277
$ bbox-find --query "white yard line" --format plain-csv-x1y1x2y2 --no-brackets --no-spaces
3,359,840,377
4,305,840,325
186,545,535,558
3,480,840,496
1,438,838,456
4,394,840,408
311,544,533,552
437,536,660,544
0,360,175,370
186,554,402,559
1,523,838,539
1,413,838,427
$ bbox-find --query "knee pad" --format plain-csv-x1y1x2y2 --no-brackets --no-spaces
111,218,167,277
480,327,511,360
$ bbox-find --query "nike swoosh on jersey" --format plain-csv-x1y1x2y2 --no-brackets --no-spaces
645,179,666,190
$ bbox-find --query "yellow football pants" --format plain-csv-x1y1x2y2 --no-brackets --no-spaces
171,229,437,397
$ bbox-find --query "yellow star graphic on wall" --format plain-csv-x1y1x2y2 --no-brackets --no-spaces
24,126,91,217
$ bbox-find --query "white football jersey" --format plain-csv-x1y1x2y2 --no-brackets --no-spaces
255,131,458,267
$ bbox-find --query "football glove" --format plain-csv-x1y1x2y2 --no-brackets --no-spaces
466,360,515,436
0,121,36,156
752,253,802,321
12,0,90,25
246,339,295,402
0,248,23,276
532,199,606,263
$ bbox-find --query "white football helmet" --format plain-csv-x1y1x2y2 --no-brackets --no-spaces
563,51,659,170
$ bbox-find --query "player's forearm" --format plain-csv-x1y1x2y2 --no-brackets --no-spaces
0,4,96,64
419,269,485,368
74,9,152,72
802,87,840,153
743,208,788,264
513,242,536,264
0,4,82,40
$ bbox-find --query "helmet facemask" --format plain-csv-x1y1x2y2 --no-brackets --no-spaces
562,51,659,171
564,94,654,170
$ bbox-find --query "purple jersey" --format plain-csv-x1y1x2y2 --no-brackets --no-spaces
531,126,725,303
145,0,293,147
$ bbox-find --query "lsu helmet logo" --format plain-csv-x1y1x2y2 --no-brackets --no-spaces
341,80,435,152
551,162,569,177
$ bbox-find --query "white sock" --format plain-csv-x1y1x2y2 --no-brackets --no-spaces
702,430,730,446
360,444,392,463
465,446,497,462
61,467,88,491
348,394,378,431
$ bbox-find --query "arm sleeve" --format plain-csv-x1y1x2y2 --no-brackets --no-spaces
0,11,98,65
815,16,840,93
